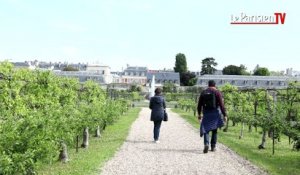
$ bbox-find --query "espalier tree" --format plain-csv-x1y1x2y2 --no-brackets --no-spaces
236,91,254,139
0,61,130,174
220,83,238,132
178,99,196,113
221,84,298,152
175,81,299,154
280,82,300,150
261,90,286,154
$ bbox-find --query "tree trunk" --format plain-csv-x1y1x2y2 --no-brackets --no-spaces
258,131,267,149
268,129,273,138
253,101,257,133
76,135,79,153
248,125,252,132
59,142,69,163
239,122,244,139
102,121,107,131
95,126,101,138
81,127,89,148
223,118,229,132
272,128,275,155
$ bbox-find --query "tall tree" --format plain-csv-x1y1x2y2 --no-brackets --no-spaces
174,53,187,73
254,67,270,76
63,66,79,71
181,72,197,86
239,64,251,75
200,57,217,75
222,65,241,75
253,64,260,73
223,64,250,75
172,53,198,86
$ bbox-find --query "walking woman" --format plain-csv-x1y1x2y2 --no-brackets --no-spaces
149,88,166,143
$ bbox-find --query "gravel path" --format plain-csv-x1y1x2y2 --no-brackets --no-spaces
100,108,267,175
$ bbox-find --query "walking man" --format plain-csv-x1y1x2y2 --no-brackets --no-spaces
197,80,227,153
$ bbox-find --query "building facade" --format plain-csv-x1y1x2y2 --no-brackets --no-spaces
54,64,113,84
116,66,148,85
147,71,180,86
197,75,300,89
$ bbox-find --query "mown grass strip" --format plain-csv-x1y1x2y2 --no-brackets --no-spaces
172,108,300,175
37,108,141,175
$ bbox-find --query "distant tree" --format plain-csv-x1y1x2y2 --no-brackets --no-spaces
254,67,270,76
181,72,197,86
131,92,141,101
188,76,197,86
163,82,177,93
185,86,203,93
200,57,217,75
223,64,250,75
239,64,251,75
63,66,79,71
222,65,241,75
174,53,187,73
128,84,141,92
173,53,196,86
253,64,260,73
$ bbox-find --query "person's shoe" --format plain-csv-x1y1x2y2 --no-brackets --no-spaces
154,140,160,144
211,146,216,152
203,145,209,153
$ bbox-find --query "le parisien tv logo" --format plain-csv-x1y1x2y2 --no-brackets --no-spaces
231,12,286,25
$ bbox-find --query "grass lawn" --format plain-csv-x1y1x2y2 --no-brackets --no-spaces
172,108,300,175
37,108,141,175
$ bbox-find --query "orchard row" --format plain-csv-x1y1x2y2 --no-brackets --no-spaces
177,83,300,153
0,62,131,175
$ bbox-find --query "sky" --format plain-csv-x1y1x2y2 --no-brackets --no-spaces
0,0,299,72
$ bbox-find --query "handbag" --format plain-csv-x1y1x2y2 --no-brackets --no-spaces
163,110,168,121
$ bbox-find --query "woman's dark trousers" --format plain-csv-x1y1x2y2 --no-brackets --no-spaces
153,120,162,141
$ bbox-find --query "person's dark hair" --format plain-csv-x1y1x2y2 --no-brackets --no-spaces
208,80,216,87
155,87,162,95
